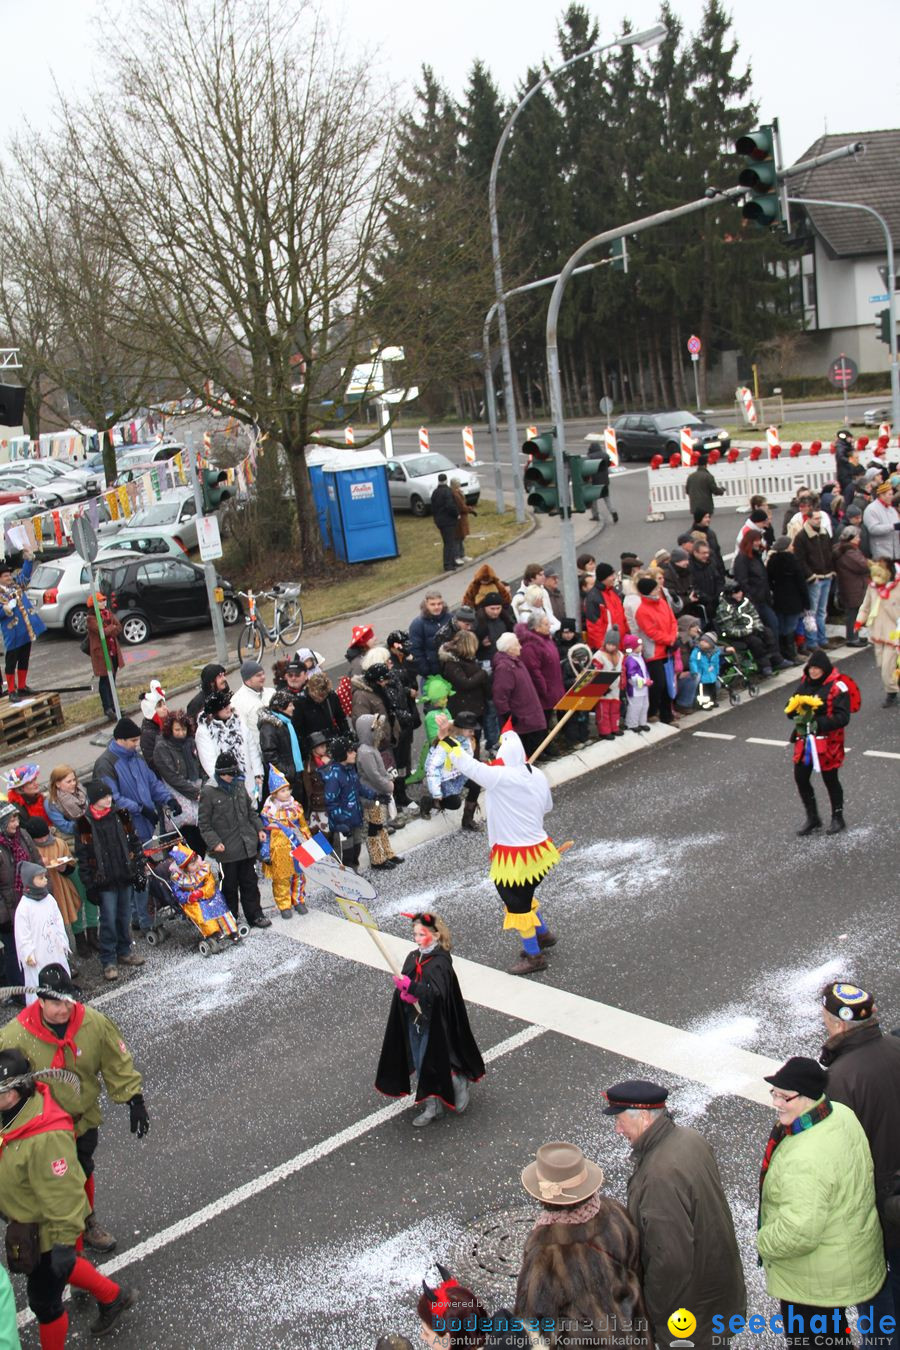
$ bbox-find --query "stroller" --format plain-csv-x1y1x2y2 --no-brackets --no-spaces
718,645,760,704
141,823,250,957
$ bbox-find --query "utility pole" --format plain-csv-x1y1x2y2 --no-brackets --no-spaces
186,435,228,665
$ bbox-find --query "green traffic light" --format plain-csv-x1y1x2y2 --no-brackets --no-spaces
734,123,782,230
735,129,775,159
568,455,604,513
876,309,892,346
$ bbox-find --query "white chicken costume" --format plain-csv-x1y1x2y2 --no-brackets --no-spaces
449,724,560,967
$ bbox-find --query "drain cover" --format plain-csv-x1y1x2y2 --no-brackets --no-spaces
446,1207,535,1309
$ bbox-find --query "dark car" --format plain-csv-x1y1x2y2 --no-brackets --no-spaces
611,411,731,462
96,555,242,645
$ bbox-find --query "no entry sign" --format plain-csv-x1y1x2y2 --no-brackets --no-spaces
828,355,858,390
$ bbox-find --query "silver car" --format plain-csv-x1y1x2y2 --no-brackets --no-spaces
115,489,200,551
385,453,480,516
25,549,137,638
0,460,98,507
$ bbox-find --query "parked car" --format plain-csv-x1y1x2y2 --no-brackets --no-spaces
111,461,165,488
385,453,480,516
96,532,189,559
31,458,101,496
95,555,242,644
25,550,139,638
0,460,98,507
116,441,184,469
610,411,731,462
863,406,890,427
118,490,200,551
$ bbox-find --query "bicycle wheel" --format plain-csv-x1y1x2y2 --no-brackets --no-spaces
238,622,265,663
277,600,304,647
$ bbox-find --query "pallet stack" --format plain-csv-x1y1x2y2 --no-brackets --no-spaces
0,693,64,752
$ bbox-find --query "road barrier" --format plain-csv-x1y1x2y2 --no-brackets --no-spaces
646,454,839,519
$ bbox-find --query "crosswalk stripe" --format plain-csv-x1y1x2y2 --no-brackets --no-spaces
863,749,900,760
746,737,789,747
692,731,736,740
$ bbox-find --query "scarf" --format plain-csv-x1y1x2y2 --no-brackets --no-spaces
18,1000,86,1069
534,1189,603,1228
758,1096,833,1237
0,1084,74,1155
0,828,33,892
90,804,111,819
206,714,248,775
52,784,88,822
272,710,303,773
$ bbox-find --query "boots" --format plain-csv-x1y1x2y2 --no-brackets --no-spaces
883,691,897,708
452,1072,470,1114
780,634,802,665
508,951,548,976
84,1212,117,1253
74,931,91,959
536,929,557,949
461,800,482,832
796,802,823,836
412,1097,443,1127
826,811,846,835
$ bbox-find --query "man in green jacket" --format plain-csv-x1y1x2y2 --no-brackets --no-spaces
0,1049,137,1343
757,1056,886,1346
603,1079,745,1349
0,964,148,1254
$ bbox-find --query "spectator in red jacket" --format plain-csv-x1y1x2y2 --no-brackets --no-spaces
584,564,627,651
634,577,678,724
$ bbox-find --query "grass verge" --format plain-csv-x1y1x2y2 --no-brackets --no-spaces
723,419,879,443
62,660,205,728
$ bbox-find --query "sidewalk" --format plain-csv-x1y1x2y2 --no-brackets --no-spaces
28,511,604,777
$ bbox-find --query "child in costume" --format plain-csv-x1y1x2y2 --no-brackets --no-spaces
418,724,468,820
167,841,239,942
260,765,312,917
622,634,651,732
447,719,561,977
690,631,724,709
5,763,51,827
14,862,71,1002
407,674,455,786
592,627,623,740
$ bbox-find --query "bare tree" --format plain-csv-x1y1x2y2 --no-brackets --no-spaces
62,0,403,568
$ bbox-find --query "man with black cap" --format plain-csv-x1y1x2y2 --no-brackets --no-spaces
0,963,147,1256
757,1056,885,1348
0,1046,138,1343
93,717,179,846
186,662,230,722
819,983,900,1344
198,751,270,927
602,1078,745,1348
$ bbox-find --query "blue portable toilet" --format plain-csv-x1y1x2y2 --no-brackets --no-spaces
304,460,331,550
319,450,398,563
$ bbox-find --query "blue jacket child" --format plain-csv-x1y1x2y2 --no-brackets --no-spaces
319,737,376,835
689,636,723,685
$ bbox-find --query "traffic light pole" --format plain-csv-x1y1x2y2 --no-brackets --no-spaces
482,261,611,514
787,197,899,434
186,437,228,666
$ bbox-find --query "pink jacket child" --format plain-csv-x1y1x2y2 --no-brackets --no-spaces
622,634,651,732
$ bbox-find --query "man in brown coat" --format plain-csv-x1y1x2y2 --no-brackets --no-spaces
603,1080,746,1349
86,593,124,722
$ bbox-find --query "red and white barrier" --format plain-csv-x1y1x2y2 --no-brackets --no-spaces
680,426,693,465
526,424,538,440
345,426,354,446
737,386,758,426
604,426,619,467
766,426,781,457
462,425,476,464
418,426,429,453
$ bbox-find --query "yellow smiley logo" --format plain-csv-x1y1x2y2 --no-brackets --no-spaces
667,1309,697,1339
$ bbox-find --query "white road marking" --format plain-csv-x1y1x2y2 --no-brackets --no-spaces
864,749,900,760
746,737,789,747
15,1023,545,1326
692,731,736,740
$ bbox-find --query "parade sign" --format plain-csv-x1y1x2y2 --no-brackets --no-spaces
335,896,377,927
555,666,619,712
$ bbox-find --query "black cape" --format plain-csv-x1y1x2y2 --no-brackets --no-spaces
375,946,485,1107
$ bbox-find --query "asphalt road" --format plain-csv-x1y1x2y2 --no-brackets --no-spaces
7,646,897,1348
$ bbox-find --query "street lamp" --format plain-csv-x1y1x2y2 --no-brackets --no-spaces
488,24,668,522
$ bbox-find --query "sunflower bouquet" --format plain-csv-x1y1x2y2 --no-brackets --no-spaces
784,692,823,734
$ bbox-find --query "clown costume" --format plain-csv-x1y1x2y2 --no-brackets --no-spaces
260,765,312,917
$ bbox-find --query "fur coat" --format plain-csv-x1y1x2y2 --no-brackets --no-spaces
462,564,512,610
514,1192,651,1349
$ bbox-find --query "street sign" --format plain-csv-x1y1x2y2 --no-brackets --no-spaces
687,335,702,355
599,396,614,416
197,513,223,562
70,514,98,563
827,355,858,390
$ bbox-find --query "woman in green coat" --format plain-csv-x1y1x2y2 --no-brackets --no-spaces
757,1057,886,1345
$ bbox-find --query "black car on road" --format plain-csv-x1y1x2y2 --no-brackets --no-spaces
612,410,730,461
96,555,242,644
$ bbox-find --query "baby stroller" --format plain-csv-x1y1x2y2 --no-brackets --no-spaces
718,645,760,704
141,822,250,957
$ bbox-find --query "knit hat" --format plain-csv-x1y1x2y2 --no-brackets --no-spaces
21,815,50,841
670,547,689,564
764,1056,828,1100
269,689,295,713
700,631,718,646
622,634,641,652
594,563,615,582
267,764,290,793
821,982,874,1022
454,605,476,623
113,717,141,740
85,780,112,805
636,576,657,596
604,626,621,647
772,535,791,551
4,763,39,792
215,750,240,775
203,690,231,717
0,802,18,826
676,532,694,546
240,659,264,681
19,861,48,893
480,592,503,607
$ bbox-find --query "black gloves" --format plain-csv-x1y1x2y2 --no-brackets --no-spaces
166,799,182,817
50,1244,76,1281
129,1093,150,1139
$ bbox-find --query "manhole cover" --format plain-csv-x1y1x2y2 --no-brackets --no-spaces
446,1207,535,1309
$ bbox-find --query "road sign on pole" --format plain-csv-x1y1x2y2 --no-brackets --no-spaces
687,336,702,409
828,354,858,427
687,335,701,355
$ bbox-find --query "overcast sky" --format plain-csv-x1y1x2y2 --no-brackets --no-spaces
1,0,897,164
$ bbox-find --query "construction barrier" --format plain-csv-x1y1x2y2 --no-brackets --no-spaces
604,426,618,467
345,426,354,446
737,385,758,426
526,424,538,440
646,455,838,519
462,425,476,464
680,426,694,465
418,426,429,453
766,426,781,456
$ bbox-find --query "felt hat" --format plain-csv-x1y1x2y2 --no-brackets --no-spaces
765,1056,828,1099
113,717,141,740
821,982,874,1022
267,764,289,793
602,1080,669,1115
0,1048,79,1098
875,480,894,497
215,750,240,775
308,732,328,749
36,964,82,1003
4,763,39,792
285,653,307,673
521,1142,604,1206
350,625,375,647
85,780,112,805
240,659,264,681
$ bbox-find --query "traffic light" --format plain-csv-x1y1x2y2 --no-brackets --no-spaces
568,454,604,513
610,238,629,274
201,467,230,511
522,431,559,513
875,309,892,346
734,125,782,228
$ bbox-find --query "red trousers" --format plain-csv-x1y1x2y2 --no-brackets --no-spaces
595,699,620,735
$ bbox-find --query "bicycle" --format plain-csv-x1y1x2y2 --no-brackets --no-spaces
236,583,304,661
